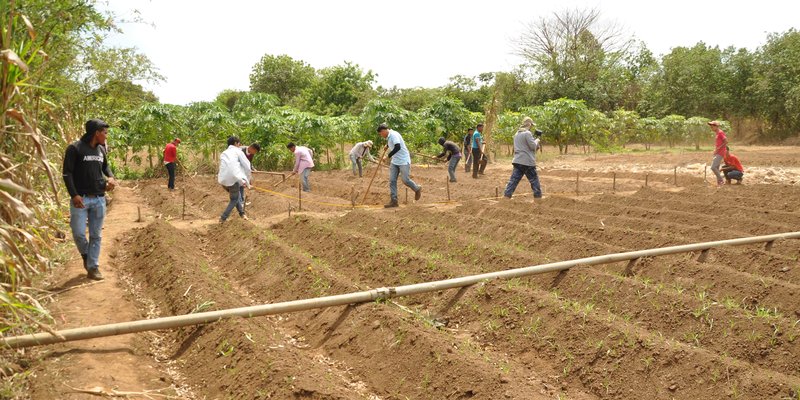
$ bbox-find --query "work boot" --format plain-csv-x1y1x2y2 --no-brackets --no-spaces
87,268,104,281
384,199,399,208
414,186,422,201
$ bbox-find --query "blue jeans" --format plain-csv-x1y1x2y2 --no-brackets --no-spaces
221,182,244,221
350,154,363,176
238,184,246,213
726,170,743,182
448,155,461,182
69,196,106,271
711,154,724,184
389,163,420,202
504,163,542,198
300,168,312,192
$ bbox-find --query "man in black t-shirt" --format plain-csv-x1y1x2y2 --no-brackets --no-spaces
62,119,117,280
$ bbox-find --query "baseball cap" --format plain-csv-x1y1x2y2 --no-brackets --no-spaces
707,120,720,126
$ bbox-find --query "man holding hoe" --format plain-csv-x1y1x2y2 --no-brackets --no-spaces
163,138,181,191
287,142,314,192
349,140,376,177
378,124,422,208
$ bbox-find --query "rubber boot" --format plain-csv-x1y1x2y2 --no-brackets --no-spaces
384,199,399,208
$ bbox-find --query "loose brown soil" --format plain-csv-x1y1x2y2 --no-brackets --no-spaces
28,146,800,399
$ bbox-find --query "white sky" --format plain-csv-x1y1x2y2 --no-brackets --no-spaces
103,0,800,105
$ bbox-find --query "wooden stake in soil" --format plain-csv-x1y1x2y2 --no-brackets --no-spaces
136,206,142,223
612,173,616,193
704,165,708,182
404,187,408,205
645,173,649,187
495,187,499,199
446,176,451,202
576,171,580,195
674,167,678,186
181,189,186,220
361,146,387,205
298,181,302,211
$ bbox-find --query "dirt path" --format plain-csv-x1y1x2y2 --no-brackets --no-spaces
29,186,185,399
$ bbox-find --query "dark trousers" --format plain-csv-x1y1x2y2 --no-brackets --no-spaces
165,162,176,189
504,163,542,198
471,148,481,178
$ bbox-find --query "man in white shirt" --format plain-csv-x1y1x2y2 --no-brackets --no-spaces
349,140,376,177
377,124,421,208
217,136,252,222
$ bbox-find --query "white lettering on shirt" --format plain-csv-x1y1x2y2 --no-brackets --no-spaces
83,155,103,162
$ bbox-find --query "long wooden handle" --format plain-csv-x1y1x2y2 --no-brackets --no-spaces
361,146,387,205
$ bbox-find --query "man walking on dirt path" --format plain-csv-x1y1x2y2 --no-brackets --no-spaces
464,127,474,173
722,150,745,184
472,123,486,178
163,138,180,191
349,140,376,177
436,137,461,182
503,117,542,200
378,124,422,208
218,136,252,222
708,120,728,187
287,142,314,192
62,119,117,280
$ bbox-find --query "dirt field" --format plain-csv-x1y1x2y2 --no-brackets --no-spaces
30,147,800,399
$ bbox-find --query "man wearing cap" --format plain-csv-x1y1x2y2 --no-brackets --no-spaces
62,119,117,280
503,117,542,199
377,124,422,208
163,138,181,190
349,140,376,177
708,120,728,186
436,137,461,182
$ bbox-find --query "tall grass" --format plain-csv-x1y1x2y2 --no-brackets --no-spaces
1,1,70,388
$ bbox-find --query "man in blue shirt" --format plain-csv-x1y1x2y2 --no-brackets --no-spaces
472,123,485,178
463,127,474,173
377,124,422,208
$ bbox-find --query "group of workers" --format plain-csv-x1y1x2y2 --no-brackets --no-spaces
62,116,745,281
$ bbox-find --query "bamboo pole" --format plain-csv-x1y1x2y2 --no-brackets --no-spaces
612,173,616,193
6,231,800,349
674,167,678,186
361,147,387,205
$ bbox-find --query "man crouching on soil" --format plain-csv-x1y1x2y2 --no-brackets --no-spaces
218,136,252,222
62,119,117,280
377,124,422,208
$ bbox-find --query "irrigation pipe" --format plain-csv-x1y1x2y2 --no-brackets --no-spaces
4,231,799,349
